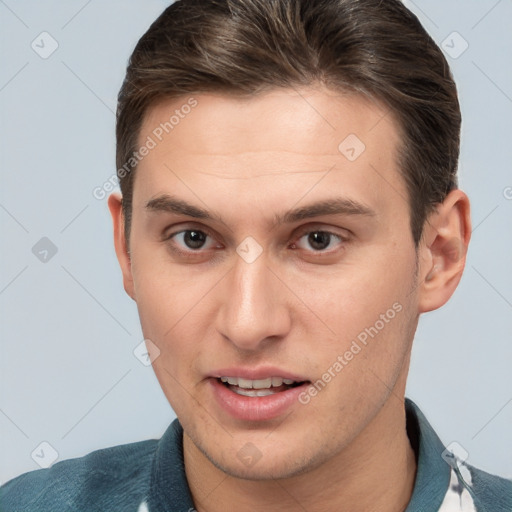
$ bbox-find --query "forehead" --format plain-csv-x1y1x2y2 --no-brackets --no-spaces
133,87,406,220
140,86,397,155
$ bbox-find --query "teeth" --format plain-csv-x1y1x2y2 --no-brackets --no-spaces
237,378,253,389
252,378,272,389
233,387,277,397
272,377,283,387
219,376,298,389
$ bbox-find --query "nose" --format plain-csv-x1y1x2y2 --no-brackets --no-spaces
216,253,292,351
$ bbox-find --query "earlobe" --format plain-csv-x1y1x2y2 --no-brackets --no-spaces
418,189,471,313
107,193,136,301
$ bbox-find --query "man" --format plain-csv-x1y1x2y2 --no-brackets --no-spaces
1,0,511,510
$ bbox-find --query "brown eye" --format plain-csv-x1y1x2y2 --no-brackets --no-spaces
182,230,207,249
294,231,344,252
307,232,332,251
168,230,215,251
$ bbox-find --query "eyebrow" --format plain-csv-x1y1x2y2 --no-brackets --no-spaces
146,195,211,219
145,194,376,228
277,198,376,225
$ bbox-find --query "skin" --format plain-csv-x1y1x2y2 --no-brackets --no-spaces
108,86,471,512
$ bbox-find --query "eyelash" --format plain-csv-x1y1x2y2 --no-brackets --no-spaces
164,225,349,259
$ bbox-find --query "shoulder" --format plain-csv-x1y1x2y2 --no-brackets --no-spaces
404,398,512,511
465,463,512,511
0,438,158,512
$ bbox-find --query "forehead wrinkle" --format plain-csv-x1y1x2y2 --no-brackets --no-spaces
192,169,330,180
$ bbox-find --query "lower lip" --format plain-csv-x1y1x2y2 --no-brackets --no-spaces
209,378,309,422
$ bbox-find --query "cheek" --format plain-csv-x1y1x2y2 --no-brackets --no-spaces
130,251,229,358
131,245,211,333
133,268,208,414
293,257,414,335
291,251,418,389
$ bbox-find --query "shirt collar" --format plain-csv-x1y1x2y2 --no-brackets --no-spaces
404,398,451,511
147,419,195,511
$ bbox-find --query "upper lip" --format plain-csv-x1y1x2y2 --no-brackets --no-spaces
210,366,309,382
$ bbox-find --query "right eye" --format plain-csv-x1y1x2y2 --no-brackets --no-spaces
163,226,225,262
168,230,215,251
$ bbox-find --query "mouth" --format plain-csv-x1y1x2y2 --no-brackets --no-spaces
218,376,307,397
209,372,311,421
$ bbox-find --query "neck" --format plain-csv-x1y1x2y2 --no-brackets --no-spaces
184,395,417,512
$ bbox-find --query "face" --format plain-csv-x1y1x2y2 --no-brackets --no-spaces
120,87,424,479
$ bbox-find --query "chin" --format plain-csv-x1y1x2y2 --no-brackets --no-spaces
210,455,311,481
195,434,330,482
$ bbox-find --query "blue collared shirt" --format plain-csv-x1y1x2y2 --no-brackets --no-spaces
1,399,511,511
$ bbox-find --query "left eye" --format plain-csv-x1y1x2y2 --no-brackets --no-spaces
169,230,217,250
293,231,344,252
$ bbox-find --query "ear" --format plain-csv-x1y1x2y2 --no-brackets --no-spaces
417,189,471,313
108,193,136,301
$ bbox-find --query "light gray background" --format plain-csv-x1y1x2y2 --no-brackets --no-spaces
1,0,511,485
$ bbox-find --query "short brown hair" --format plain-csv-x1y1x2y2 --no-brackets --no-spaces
116,0,460,245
